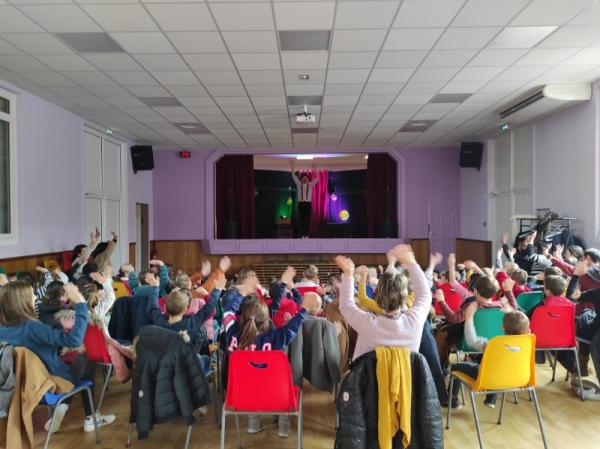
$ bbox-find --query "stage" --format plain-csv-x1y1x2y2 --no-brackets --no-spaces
203,238,404,255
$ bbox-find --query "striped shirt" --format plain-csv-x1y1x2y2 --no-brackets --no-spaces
292,172,318,203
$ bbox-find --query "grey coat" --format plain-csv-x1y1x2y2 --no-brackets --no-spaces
288,316,341,392
0,344,15,418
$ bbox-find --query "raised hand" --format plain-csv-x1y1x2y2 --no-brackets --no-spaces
281,266,296,287
64,283,85,304
389,244,417,267
508,247,516,258
145,273,159,287
502,278,515,292
35,266,48,273
335,255,355,277
201,261,211,278
110,230,118,240
356,265,369,282
149,259,164,267
433,288,445,304
501,232,510,245
430,252,443,267
90,271,108,285
219,256,232,273
447,253,456,267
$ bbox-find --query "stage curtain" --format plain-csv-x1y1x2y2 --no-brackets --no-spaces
308,170,329,237
216,155,256,238
367,153,397,238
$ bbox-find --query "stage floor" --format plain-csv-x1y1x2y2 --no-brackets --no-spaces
204,238,403,254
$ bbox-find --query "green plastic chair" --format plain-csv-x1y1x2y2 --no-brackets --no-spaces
459,308,506,352
517,291,544,314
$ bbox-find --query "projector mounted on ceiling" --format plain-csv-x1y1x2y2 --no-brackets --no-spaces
296,105,316,124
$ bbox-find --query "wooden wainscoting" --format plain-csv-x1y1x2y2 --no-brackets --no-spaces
151,240,389,277
409,238,430,267
456,238,492,268
128,243,136,267
0,252,63,275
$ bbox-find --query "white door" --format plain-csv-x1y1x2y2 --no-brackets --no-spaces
105,199,121,269
84,197,102,238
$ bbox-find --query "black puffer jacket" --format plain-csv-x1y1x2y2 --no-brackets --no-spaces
129,325,210,440
335,351,443,449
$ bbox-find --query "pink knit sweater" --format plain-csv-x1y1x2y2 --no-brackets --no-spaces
340,264,431,360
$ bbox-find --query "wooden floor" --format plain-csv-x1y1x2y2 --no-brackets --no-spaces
30,362,600,449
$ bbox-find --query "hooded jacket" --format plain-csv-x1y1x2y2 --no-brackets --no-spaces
129,325,210,440
334,351,443,449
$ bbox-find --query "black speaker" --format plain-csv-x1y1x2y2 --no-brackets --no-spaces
131,145,154,173
459,142,483,170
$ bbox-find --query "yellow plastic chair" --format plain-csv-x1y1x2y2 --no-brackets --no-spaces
446,334,547,449
112,280,131,299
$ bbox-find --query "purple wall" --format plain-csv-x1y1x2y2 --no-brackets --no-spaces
152,147,461,243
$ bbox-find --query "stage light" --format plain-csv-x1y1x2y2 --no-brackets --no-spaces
339,210,350,222
330,193,338,202
286,197,293,206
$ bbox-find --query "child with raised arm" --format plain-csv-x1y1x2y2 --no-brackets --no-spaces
337,244,431,359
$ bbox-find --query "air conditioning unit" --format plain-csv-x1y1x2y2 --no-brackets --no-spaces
498,83,591,123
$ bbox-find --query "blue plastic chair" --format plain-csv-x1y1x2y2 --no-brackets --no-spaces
40,380,100,449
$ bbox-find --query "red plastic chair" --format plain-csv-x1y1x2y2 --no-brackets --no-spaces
61,251,73,272
220,350,302,449
530,305,584,400
434,283,463,315
83,325,114,413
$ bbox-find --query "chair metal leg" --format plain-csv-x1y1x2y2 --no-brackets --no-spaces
234,414,242,449
183,425,193,449
43,405,57,449
297,398,303,449
84,387,100,444
513,391,519,404
220,410,226,449
97,364,112,415
531,389,548,449
126,423,133,447
445,377,454,430
573,347,585,401
468,391,485,449
551,351,558,382
460,383,466,405
497,393,506,425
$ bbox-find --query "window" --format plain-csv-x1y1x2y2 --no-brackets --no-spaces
0,87,16,241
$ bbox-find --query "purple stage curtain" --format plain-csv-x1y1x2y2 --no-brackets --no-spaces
367,153,397,238
215,155,255,238
309,170,329,237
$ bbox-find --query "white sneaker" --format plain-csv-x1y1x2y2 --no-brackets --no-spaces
83,413,116,433
278,415,291,438
44,403,69,433
247,415,263,434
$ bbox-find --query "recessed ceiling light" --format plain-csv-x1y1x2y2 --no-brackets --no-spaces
430,93,471,103
55,32,125,53
399,120,436,132
139,97,183,107
288,95,322,106
298,74,310,81
488,26,557,49
279,30,331,51
175,122,210,135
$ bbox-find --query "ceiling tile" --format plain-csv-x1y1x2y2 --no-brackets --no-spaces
239,70,283,84
222,31,278,52
84,54,143,71
537,64,597,82
375,51,427,68
62,70,117,85
514,48,579,66
323,95,359,106
281,52,328,70
36,54,97,71
195,70,242,85
81,4,159,31
286,83,323,95
151,71,199,85
412,67,460,82
478,80,526,93
21,71,75,86
452,66,505,82
511,0,593,26
394,93,433,104
468,49,528,66
493,65,549,81
329,51,377,69
56,32,125,53
325,83,364,95
145,4,216,31
440,81,486,93
18,5,102,32
134,54,189,71
435,27,500,50
231,53,280,70
111,32,175,54
0,6,43,32
369,68,414,83
327,69,370,83
332,29,387,51
420,50,477,67
105,71,158,86
402,81,445,94
167,32,226,53
570,1,600,25
246,84,285,96
563,48,600,65
0,40,21,55
384,28,444,51
488,26,557,48
182,53,235,71
393,0,464,28
2,33,73,54
452,0,529,27
358,95,395,105
177,97,215,107
211,3,274,31
88,85,133,98
538,26,600,48
335,1,398,29
167,85,209,97
274,2,334,30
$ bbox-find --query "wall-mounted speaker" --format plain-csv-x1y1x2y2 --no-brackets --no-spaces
459,142,483,170
131,145,154,173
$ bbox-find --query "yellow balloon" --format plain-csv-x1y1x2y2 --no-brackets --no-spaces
339,210,350,222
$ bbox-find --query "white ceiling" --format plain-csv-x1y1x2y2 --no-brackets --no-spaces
1,0,600,149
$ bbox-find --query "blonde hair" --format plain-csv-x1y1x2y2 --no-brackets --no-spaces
165,290,191,316
175,274,192,290
0,282,36,325
374,271,409,313
237,295,269,350
503,310,530,335
79,282,100,310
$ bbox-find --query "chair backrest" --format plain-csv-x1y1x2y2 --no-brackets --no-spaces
83,325,112,364
434,283,463,314
225,350,297,412
62,251,73,272
461,308,505,351
476,334,536,391
517,291,544,313
530,305,576,348
112,280,131,299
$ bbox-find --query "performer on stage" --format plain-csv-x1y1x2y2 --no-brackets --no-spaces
290,159,318,239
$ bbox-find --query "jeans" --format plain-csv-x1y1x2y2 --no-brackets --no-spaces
420,320,448,404
450,362,496,404
298,202,311,237
198,354,212,376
